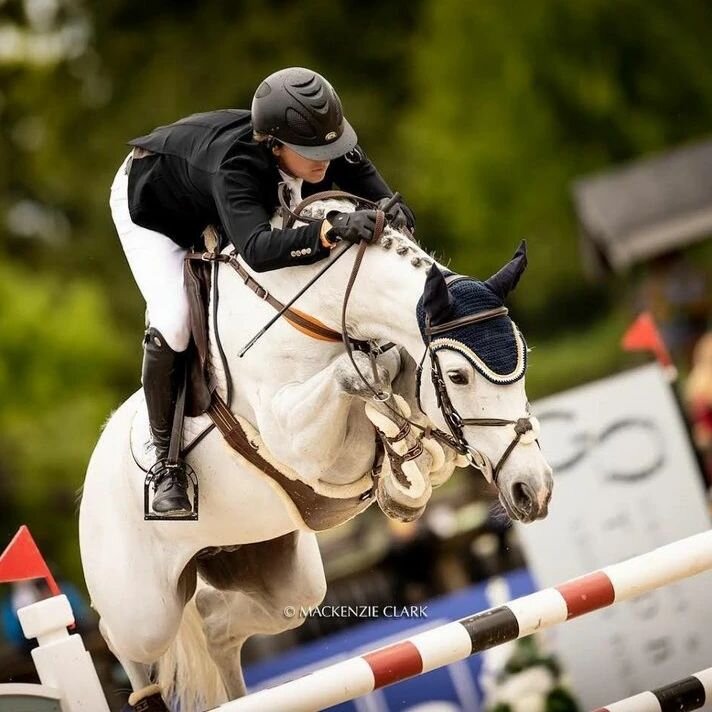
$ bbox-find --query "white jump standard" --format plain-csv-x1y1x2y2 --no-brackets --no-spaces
218,529,712,712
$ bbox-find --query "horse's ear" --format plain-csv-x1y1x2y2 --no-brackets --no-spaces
484,240,528,300
423,264,453,325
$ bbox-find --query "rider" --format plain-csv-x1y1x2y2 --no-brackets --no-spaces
110,67,415,516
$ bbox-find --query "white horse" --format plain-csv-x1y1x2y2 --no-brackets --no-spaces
79,198,553,711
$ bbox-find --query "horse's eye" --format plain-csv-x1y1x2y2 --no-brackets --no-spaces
447,370,469,385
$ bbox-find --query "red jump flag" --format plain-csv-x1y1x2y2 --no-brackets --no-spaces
621,312,673,368
0,525,61,596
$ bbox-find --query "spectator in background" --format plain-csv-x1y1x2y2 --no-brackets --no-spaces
636,252,710,367
685,333,712,486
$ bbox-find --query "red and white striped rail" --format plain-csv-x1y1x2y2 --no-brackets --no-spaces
594,667,712,712
216,529,712,712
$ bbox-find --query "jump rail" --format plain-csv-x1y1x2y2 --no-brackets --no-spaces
215,529,712,712
594,667,712,712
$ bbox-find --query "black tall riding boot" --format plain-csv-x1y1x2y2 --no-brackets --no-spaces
142,327,192,515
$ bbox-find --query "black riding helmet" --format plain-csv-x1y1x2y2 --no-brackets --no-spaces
251,67,358,161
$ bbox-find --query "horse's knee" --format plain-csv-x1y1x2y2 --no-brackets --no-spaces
379,348,402,382
194,586,226,623
99,592,183,665
278,537,327,612
299,568,327,610
334,352,389,397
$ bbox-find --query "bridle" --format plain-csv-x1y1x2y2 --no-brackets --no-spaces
329,206,539,486
225,187,538,486
414,299,540,484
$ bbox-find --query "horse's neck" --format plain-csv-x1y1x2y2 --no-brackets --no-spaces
247,235,429,362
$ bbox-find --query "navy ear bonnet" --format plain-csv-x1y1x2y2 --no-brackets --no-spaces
416,276,528,385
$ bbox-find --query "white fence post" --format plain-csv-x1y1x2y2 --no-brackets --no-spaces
17,595,110,712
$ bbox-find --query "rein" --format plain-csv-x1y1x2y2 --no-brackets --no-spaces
191,187,536,489
269,187,538,481
187,188,376,353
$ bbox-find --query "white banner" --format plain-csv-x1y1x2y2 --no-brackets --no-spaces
517,364,712,708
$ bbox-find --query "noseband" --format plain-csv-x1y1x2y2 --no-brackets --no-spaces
416,295,539,484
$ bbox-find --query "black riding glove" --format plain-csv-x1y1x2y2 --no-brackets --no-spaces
376,196,409,230
326,209,379,244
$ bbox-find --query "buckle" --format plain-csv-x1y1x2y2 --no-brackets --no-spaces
466,446,493,482
449,411,463,429
368,340,383,356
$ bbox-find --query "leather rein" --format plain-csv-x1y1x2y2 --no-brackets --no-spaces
285,190,538,485
188,187,382,354
192,187,536,486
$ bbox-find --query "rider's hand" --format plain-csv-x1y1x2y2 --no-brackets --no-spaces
376,196,408,229
326,209,379,244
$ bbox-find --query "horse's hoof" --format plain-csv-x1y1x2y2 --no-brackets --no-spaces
376,478,427,522
123,684,169,712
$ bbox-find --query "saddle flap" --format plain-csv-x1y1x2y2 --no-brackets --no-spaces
183,257,212,416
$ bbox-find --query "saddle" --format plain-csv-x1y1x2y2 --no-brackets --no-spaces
134,226,376,529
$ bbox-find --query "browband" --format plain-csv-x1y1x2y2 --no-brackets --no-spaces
426,306,509,337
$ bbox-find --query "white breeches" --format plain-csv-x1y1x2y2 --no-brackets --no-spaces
110,154,191,352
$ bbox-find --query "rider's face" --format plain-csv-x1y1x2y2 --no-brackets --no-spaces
274,144,330,183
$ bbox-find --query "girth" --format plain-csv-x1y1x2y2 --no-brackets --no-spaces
206,394,372,530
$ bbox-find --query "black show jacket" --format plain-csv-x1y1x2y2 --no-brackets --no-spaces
126,109,411,272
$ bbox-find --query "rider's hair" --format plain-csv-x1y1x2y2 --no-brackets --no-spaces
253,131,280,151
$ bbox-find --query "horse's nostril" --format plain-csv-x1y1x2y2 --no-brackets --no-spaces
512,482,533,512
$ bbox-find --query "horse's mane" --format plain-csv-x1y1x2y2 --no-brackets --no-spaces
300,198,445,271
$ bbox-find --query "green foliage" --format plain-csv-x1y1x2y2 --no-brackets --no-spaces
0,261,132,579
1,0,711,587
485,637,580,712
547,687,581,712
400,0,712,324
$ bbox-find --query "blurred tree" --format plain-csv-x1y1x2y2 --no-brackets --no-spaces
0,0,424,580
2,0,712,581
0,261,130,578
400,0,712,334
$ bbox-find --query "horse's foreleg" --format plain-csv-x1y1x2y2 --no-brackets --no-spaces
99,619,167,710
259,349,401,478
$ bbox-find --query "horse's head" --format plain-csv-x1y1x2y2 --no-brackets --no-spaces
416,241,553,523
